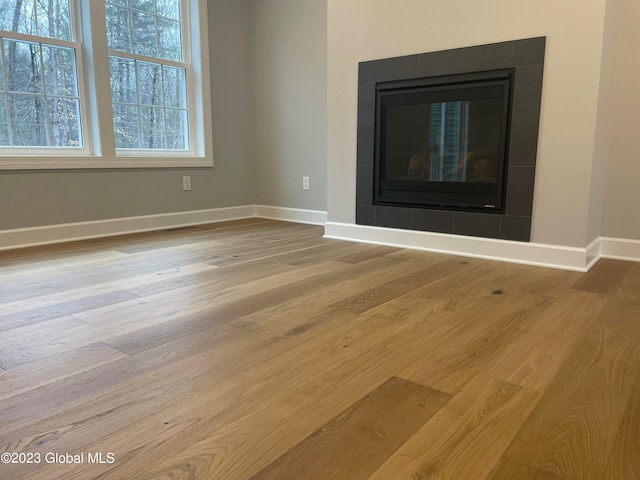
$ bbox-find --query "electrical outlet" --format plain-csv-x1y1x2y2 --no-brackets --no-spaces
302,176,310,191
182,176,191,191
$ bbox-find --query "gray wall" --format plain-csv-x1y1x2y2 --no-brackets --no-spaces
0,0,254,230
249,0,327,211
602,0,640,241
586,0,621,245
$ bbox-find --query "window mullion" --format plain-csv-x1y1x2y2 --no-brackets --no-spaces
0,30,77,49
107,49,186,69
38,43,51,146
33,0,39,36
81,0,115,156
134,60,142,148
0,37,13,147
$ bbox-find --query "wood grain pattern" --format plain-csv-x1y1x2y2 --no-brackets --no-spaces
367,377,540,480
485,289,609,391
0,219,638,480
601,264,640,480
327,256,473,315
248,377,450,480
19,297,445,480
570,258,634,295
515,265,582,297
0,343,127,400
602,368,640,480
486,458,563,480
82,298,447,480
398,292,552,393
503,267,640,479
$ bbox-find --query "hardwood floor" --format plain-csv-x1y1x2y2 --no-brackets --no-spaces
0,218,638,480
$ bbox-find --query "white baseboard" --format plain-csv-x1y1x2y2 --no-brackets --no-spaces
0,205,329,252
0,206,256,252
3,206,638,270
254,205,327,225
600,237,640,263
585,237,602,270
324,222,593,272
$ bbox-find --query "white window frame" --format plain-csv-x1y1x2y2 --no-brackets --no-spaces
0,0,213,170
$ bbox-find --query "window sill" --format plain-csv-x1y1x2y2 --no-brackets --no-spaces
0,155,213,170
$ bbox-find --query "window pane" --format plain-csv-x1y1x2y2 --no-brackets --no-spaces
106,1,183,61
131,10,157,57
35,0,71,40
0,0,71,40
43,45,77,96
109,56,136,103
113,103,139,147
165,108,186,149
157,17,181,61
4,40,43,93
130,0,154,14
0,0,36,36
140,105,164,148
156,0,180,21
48,97,80,146
1,38,81,147
162,66,185,108
9,94,48,145
106,0,189,151
106,4,131,53
137,61,162,106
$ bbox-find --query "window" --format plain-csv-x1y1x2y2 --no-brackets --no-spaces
106,0,189,150
0,0,212,168
0,0,82,147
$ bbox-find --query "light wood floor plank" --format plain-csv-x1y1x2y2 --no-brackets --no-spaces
0,262,219,319
248,377,450,480
17,297,444,480
0,343,127,401
503,266,640,479
601,264,640,480
398,292,552,394
602,367,640,480
570,258,635,295
0,290,138,331
0,219,638,480
367,376,540,480
484,289,609,392
514,265,582,297
327,256,474,315
486,457,564,480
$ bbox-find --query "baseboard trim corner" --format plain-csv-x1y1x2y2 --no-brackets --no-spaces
254,205,327,225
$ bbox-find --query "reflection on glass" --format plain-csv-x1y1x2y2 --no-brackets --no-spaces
384,99,502,184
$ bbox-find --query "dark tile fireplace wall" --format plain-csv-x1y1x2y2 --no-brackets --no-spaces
356,37,545,242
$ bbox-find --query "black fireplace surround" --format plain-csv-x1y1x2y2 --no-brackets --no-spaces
356,37,545,242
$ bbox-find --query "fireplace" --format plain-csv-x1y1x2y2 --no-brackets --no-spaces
356,37,545,242
375,69,513,212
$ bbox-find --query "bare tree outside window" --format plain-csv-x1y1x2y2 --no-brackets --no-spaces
0,0,81,147
106,0,188,150
0,0,202,163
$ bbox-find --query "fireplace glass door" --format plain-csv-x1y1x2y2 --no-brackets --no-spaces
375,69,513,211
